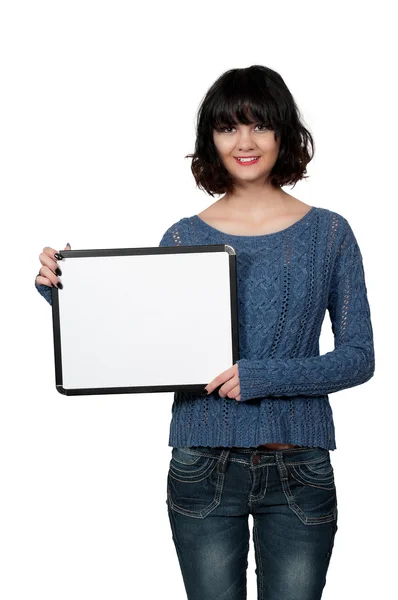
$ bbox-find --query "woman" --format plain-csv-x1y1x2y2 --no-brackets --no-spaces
35,65,375,599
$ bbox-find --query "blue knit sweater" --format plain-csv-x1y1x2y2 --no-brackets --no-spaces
35,206,375,450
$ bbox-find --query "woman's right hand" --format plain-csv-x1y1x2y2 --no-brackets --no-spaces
36,243,71,288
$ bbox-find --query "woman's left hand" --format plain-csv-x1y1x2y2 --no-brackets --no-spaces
204,364,241,401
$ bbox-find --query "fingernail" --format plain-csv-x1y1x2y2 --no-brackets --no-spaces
57,281,63,289
54,253,62,260
55,267,62,276
66,243,71,248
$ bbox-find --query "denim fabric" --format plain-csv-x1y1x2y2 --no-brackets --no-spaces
167,445,338,600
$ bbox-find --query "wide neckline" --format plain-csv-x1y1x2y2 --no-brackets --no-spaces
192,206,317,239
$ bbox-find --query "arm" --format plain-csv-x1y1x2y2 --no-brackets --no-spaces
236,219,375,401
35,279,53,306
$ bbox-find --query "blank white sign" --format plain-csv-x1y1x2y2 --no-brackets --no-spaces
52,244,239,395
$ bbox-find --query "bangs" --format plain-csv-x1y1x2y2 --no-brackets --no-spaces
208,70,281,131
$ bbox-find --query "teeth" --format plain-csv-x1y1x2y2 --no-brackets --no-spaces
237,157,259,162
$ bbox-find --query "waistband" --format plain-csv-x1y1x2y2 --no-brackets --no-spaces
173,445,329,465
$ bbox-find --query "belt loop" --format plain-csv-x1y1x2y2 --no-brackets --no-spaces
217,448,230,473
275,451,289,481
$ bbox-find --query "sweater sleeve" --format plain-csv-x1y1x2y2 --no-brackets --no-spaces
35,280,53,306
236,218,375,401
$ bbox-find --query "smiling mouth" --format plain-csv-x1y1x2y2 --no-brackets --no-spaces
234,157,260,165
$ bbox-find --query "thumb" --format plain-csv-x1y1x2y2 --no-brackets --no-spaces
64,243,71,250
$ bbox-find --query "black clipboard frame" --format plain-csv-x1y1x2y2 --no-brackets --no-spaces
51,244,240,396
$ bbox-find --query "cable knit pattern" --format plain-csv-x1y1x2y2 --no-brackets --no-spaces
35,206,375,450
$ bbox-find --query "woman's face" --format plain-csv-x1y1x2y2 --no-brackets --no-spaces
213,122,281,184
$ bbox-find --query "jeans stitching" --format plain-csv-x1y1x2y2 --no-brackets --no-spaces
167,449,230,519
290,465,335,490
306,463,333,475
249,465,269,503
169,460,218,483
290,503,337,525
170,455,213,473
282,461,337,524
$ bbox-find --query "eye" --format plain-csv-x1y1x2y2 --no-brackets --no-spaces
215,123,269,133
215,125,234,133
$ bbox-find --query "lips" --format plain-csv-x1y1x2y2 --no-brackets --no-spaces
234,156,260,165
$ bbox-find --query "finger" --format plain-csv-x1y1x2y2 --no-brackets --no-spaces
219,377,240,398
205,374,227,394
227,384,241,399
41,247,62,273
38,264,60,288
216,375,238,397
205,365,236,394
54,243,71,260
35,273,54,287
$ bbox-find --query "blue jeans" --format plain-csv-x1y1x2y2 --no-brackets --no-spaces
167,445,338,600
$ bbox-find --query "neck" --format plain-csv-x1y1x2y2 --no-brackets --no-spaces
220,187,290,217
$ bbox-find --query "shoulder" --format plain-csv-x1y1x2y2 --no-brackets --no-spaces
315,206,349,227
315,206,354,242
158,217,193,247
316,208,365,272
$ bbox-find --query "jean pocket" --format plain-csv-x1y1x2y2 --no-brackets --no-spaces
290,454,335,490
169,447,218,481
167,448,225,518
285,453,337,525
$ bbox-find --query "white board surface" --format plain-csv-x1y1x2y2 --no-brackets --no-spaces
52,244,239,395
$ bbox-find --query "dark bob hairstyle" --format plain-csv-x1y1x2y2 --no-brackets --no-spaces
185,65,315,196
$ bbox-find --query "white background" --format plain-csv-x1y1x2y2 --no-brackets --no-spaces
1,0,395,598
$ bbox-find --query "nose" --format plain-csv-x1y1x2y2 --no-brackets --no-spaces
237,127,256,150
